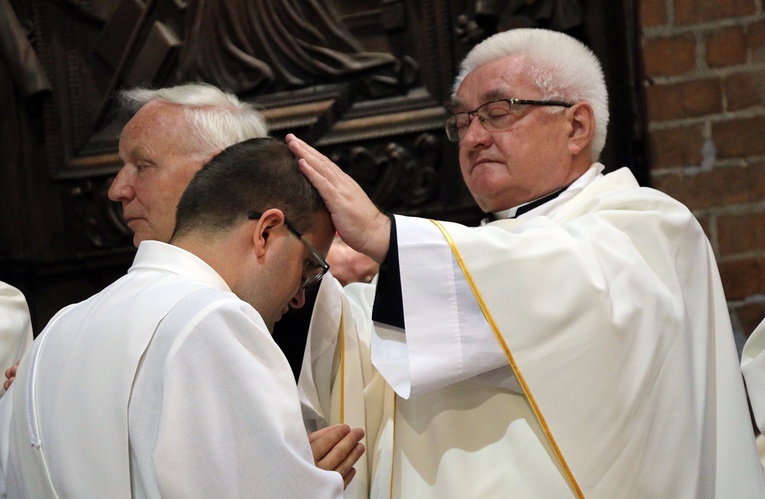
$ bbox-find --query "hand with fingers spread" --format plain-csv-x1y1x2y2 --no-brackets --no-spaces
309,424,365,489
286,134,391,264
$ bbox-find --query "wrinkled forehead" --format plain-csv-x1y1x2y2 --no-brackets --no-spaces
451,54,537,110
119,101,202,155
121,101,191,138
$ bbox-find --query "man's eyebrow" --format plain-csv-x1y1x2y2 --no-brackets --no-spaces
447,89,510,113
483,89,508,101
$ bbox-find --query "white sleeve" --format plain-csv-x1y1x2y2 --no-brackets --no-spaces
298,275,345,432
133,298,344,498
371,215,510,398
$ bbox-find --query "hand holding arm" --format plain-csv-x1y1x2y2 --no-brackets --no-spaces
286,134,391,263
309,424,365,489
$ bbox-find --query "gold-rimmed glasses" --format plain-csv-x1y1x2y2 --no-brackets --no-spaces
444,98,573,142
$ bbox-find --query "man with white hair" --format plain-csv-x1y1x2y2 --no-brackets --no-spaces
108,82,270,247
292,28,765,497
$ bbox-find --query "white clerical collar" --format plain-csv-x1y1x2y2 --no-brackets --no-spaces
130,240,232,293
489,163,604,221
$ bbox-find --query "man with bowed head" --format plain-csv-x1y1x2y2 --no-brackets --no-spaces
108,83,363,477
0,138,363,497
292,28,765,497
107,82,329,379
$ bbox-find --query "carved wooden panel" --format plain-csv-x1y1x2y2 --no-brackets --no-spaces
0,0,645,334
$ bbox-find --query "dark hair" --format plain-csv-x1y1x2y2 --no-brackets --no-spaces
172,138,325,239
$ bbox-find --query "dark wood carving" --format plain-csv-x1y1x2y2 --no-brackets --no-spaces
0,0,645,338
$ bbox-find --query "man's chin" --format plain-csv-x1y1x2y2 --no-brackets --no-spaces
132,233,148,248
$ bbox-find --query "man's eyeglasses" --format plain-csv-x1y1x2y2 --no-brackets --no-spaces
444,98,573,142
248,211,330,288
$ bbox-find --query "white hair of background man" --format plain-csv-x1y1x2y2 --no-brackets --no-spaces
118,82,269,155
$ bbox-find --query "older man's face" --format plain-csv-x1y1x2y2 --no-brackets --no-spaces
109,100,209,247
453,55,582,213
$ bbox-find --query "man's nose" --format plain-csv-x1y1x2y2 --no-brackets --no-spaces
460,115,492,147
107,166,135,202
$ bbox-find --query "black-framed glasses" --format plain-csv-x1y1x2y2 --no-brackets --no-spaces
248,211,330,288
444,98,573,142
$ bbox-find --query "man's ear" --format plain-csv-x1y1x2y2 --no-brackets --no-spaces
252,208,286,258
567,102,595,157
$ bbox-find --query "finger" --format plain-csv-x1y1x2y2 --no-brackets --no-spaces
288,135,351,188
308,424,339,444
3,377,14,391
288,135,370,207
297,158,338,199
6,361,19,380
339,442,365,472
315,427,365,471
342,466,357,490
287,134,328,164
310,424,351,464
287,135,328,173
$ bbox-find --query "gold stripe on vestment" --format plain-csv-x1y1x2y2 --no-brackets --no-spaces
339,312,345,423
429,219,584,498
390,395,397,499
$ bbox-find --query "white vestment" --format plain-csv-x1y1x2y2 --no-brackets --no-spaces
742,320,765,439
0,282,33,397
0,241,343,498
301,165,765,498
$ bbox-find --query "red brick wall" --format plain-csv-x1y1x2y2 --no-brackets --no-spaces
640,0,765,343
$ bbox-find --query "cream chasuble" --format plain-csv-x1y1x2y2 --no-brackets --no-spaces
301,166,765,498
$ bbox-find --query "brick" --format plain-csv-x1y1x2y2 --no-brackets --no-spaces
642,34,696,77
652,162,765,210
724,71,765,111
674,0,756,26
717,257,765,300
713,116,765,157
748,20,765,63
706,26,747,68
648,124,704,168
718,212,765,256
641,0,668,28
736,301,765,339
645,79,722,121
